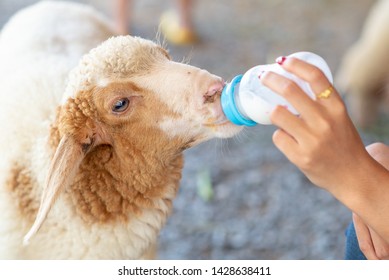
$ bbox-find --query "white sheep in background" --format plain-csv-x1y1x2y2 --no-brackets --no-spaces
336,0,389,128
0,1,241,259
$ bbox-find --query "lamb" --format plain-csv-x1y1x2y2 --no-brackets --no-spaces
0,1,241,259
335,0,389,128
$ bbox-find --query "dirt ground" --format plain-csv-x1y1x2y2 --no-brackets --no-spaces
1,0,387,259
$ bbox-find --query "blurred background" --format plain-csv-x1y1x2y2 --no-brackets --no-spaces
1,0,388,259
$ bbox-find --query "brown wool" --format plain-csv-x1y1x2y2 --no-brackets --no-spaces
6,163,39,222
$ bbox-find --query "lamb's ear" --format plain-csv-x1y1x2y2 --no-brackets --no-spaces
23,134,94,245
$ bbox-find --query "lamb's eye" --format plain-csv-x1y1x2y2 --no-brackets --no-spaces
112,98,129,113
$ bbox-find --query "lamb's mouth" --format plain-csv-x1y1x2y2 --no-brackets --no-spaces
203,116,234,127
203,116,243,139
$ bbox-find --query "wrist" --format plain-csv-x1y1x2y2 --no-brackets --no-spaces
329,152,387,210
331,154,389,241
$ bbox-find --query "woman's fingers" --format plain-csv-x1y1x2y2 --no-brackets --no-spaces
272,128,299,161
270,104,308,140
280,57,342,104
261,57,346,120
353,213,379,260
260,70,318,119
260,56,350,140
354,212,389,260
369,230,389,260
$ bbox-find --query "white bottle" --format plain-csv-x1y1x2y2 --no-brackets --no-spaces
221,52,333,126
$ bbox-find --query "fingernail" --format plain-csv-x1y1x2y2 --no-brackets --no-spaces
276,56,287,65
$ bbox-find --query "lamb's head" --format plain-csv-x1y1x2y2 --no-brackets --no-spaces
24,36,242,243
60,36,242,148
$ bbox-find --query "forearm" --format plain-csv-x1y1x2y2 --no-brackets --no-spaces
331,156,389,243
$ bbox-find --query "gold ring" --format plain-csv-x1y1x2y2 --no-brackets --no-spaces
316,86,333,99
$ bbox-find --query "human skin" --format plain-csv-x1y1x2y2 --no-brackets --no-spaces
353,143,389,259
259,56,389,258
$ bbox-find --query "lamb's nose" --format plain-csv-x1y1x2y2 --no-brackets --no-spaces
206,80,225,96
204,80,225,104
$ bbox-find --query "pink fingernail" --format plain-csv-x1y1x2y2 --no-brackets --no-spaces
276,56,287,65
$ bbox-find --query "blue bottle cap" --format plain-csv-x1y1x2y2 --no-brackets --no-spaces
221,75,257,127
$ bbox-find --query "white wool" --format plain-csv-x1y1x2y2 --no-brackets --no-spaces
0,1,115,259
16,200,168,259
62,35,164,102
0,1,114,59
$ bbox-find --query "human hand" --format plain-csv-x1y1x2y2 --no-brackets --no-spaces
259,56,389,244
353,213,389,259
259,56,374,195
